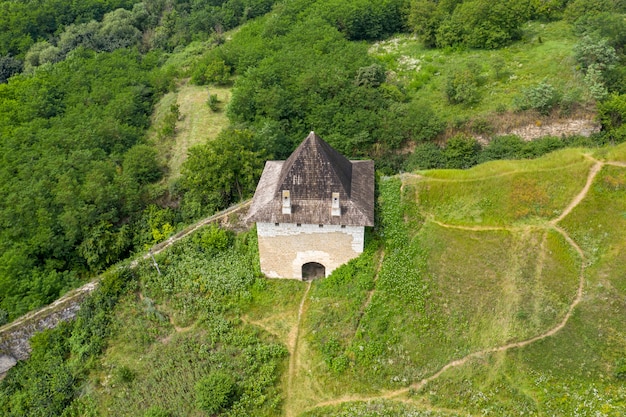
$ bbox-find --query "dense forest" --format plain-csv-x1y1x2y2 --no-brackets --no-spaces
1,0,626,333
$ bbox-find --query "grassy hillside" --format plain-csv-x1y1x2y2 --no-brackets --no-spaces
13,143,619,416
371,20,587,123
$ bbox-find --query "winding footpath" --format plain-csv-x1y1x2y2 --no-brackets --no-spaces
304,158,611,414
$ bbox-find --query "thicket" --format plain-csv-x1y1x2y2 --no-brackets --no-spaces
0,48,172,321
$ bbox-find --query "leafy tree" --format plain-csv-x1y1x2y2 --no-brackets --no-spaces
574,35,619,72
405,142,445,171
180,129,267,219
563,0,619,23
123,144,163,185
0,55,22,83
354,63,386,87
436,0,529,49
97,8,142,52
408,0,443,48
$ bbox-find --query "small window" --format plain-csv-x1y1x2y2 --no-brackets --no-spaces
318,224,323,228
274,223,279,226
341,225,346,228
297,223,301,227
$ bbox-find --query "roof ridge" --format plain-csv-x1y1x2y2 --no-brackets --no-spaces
276,132,353,199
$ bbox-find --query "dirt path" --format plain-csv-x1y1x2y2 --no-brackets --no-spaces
304,158,602,414
285,281,312,417
552,160,603,224
429,218,525,232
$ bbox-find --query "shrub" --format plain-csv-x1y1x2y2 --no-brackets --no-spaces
355,63,386,87
445,65,482,105
443,134,481,169
574,35,618,72
480,135,525,162
513,80,560,115
405,143,445,171
598,93,626,143
207,93,220,112
195,371,236,414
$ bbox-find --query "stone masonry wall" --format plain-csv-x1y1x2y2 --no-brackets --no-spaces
256,222,364,279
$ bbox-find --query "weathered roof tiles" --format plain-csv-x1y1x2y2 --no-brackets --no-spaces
245,132,374,226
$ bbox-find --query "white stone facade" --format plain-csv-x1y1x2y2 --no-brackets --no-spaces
256,222,365,279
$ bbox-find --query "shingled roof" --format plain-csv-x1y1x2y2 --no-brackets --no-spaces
246,132,374,226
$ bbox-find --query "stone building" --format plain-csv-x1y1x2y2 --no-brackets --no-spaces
246,132,374,280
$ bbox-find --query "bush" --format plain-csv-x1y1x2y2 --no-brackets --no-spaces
207,93,220,112
405,143,445,171
480,135,525,162
443,135,481,169
445,65,482,105
598,93,626,143
195,371,236,414
513,80,560,115
355,63,386,87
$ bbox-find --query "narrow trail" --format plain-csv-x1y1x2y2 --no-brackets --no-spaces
552,160,603,224
429,218,525,232
305,157,605,414
285,281,312,417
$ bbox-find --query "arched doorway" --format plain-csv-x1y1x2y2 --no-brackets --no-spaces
302,262,325,281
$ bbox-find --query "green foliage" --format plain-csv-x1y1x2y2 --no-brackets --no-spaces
195,371,236,414
445,65,482,105
205,58,232,86
158,103,179,139
191,224,234,256
574,35,619,72
123,144,163,185
0,268,135,416
354,64,386,88
0,55,22,83
207,93,220,112
513,80,560,115
311,0,408,41
443,134,482,169
0,48,169,319
180,128,267,220
0,0,137,57
435,0,529,49
598,93,626,143
405,142,445,171
563,0,620,23
408,0,443,48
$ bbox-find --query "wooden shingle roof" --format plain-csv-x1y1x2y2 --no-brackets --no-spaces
246,132,374,226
